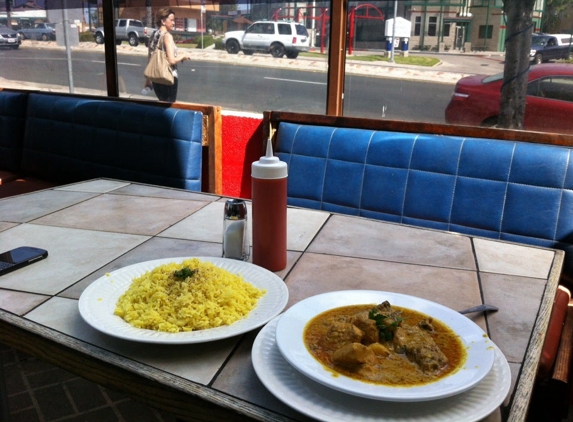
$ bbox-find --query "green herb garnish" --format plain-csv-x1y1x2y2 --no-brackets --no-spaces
369,308,403,341
173,267,196,280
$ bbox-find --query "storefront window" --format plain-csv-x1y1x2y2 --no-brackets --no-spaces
0,0,571,136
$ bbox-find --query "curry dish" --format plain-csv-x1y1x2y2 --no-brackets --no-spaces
304,301,467,387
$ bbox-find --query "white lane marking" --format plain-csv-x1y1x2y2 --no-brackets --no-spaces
92,60,140,66
264,77,326,85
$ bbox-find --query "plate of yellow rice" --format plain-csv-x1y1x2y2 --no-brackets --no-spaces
78,257,288,343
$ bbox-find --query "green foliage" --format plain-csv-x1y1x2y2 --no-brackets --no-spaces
79,31,94,42
214,38,224,50
542,0,573,33
301,52,440,67
195,34,215,49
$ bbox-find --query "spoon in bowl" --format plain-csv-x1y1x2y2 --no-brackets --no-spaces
459,304,499,315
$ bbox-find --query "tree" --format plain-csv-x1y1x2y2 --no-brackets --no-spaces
542,0,573,33
498,0,537,130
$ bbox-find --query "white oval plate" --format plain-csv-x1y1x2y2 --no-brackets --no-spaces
78,257,288,344
275,290,495,402
254,316,510,422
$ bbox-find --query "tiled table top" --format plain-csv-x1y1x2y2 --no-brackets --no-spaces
0,179,563,422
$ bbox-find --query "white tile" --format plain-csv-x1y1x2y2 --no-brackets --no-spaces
0,224,148,295
159,201,225,243
0,222,18,232
287,207,329,252
309,215,476,270
0,190,98,223
474,238,556,278
55,179,131,193
0,289,48,315
26,297,239,385
159,202,328,252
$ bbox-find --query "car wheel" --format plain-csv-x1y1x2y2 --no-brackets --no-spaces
116,40,122,46
41,33,48,41
128,34,139,47
95,33,104,44
534,54,543,65
226,39,240,54
270,43,285,58
18,32,25,40
481,117,498,128
243,49,254,55
286,51,299,59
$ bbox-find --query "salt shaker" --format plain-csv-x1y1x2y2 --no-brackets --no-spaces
222,199,249,261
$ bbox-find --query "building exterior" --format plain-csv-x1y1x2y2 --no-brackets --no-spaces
255,0,547,53
389,0,545,52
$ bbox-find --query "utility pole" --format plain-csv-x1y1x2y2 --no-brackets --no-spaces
6,0,12,29
390,0,397,63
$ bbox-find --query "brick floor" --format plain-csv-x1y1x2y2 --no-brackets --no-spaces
1,343,178,422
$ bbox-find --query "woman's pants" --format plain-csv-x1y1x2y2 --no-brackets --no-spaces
153,77,178,102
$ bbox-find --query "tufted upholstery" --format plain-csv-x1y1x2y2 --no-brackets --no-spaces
276,122,573,250
0,91,28,174
21,93,203,191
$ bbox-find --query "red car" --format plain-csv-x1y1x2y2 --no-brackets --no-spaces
445,63,573,134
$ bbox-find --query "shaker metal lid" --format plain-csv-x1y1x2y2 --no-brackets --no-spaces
224,199,247,219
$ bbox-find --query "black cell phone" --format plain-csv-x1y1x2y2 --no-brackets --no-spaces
0,246,48,276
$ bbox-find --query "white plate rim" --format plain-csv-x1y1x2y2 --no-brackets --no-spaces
275,290,495,402
78,256,288,344
253,316,511,422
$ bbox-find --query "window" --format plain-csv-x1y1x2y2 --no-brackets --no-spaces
428,17,437,37
443,23,451,37
277,23,291,35
414,16,421,36
529,77,573,102
1,0,571,137
479,25,493,39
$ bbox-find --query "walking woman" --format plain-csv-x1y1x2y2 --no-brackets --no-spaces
145,7,190,102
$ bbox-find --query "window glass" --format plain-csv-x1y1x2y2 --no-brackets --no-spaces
0,0,571,136
443,23,451,37
278,23,292,35
478,25,493,39
537,77,573,102
414,16,421,36
428,17,437,37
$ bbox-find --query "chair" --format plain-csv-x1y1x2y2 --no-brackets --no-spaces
528,285,573,421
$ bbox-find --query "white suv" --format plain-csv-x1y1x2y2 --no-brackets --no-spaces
223,20,309,59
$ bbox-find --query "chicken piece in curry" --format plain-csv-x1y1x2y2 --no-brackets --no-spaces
304,301,466,386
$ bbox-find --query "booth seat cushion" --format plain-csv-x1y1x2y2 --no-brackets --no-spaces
21,93,204,191
276,122,573,249
0,91,28,174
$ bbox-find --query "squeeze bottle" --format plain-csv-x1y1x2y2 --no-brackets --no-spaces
251,139,288,271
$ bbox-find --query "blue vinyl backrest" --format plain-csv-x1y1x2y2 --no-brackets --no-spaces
276,122,573,249
22,93,203,191
0,91,28,172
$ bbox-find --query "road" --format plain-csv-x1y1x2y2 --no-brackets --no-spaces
0,43,502,122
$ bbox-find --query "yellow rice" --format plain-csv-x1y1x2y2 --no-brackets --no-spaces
114,258,265,333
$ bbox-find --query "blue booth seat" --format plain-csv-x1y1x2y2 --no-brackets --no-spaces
276,122,573,250
22,93,204,191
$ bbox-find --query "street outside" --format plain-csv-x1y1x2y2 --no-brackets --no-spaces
5,39,506,88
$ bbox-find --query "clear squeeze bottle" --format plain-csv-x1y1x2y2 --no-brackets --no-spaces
251,139,288,271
